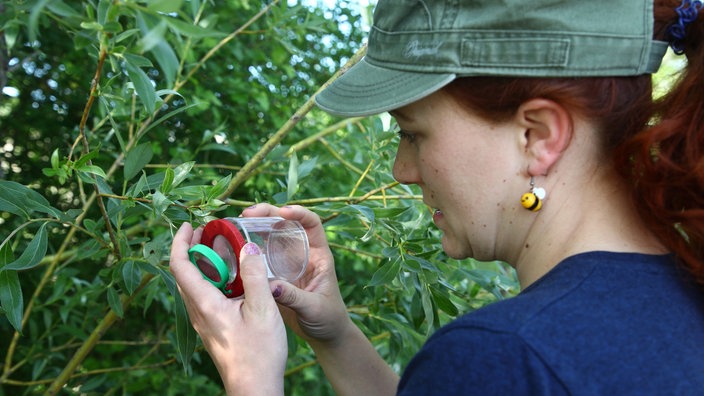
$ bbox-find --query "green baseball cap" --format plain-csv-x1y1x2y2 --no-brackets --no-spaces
315,0,669,117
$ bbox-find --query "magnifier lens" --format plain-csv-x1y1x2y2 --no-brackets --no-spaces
192,251,222,282
212,235,237,282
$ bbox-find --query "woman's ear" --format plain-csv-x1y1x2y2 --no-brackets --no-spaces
515,98,573,176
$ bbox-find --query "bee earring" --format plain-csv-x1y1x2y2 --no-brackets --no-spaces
520,177,546,212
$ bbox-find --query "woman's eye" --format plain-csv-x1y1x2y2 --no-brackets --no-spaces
397,130,417,143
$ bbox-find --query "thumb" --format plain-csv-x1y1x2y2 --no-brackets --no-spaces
269,280,311,312
238,242,273,304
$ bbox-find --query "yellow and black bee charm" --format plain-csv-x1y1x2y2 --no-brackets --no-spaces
521,177,546,212
521,192,542,211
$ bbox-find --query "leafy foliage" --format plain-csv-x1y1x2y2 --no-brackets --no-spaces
0,1,517,394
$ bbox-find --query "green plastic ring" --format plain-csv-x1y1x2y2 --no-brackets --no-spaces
188,244,229,289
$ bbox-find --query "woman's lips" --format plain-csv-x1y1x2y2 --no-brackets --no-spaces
432,209,444,223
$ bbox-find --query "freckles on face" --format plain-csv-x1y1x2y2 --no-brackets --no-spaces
391,90,519,261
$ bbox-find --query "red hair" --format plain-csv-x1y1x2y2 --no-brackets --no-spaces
444,0,704,287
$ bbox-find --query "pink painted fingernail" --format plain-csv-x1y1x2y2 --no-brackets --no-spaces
242,242,261,256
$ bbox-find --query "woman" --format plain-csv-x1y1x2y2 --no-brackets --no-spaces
170,0,704,394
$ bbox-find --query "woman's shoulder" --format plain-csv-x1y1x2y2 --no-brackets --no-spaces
397,251,704,395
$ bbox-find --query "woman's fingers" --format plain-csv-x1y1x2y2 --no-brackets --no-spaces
238,242,277,310
170,222,223,303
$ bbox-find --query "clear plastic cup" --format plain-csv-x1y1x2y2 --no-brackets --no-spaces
189,217,309,297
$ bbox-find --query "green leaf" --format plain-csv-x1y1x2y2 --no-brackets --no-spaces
157,266,177,296
164,17,226,39
206,174,232,201
287,152,299,201
77,165,108,180
0,189,29,218
3,20,20,50
124,143,154,181
0,241,13,266
173,291,197,371
124,57,157,113
369,258,401,287
0,181,61,218
122,261,142,295
430,286,459,316
348,204,375,242
149,40,179,90
161,167,175,194
28,0,52,42
0,270,23,333
80,21,104,31
420,285,434,331
147,0,184,13
140,103,203,136
2,223,48,271
123,53,153,68
151,191,171,217
107,287,124,318
51,148,59,169
136,12,179,87
97,0,113,25
171,161,195,188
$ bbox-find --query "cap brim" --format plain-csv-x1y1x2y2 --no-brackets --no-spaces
315,58,456,117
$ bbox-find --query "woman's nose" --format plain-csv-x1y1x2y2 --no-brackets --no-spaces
392,143,420,185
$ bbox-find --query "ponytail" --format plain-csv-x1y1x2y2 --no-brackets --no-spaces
614,0,704,286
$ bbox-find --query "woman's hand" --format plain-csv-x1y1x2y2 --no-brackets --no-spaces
169,223,287,396
241,204,354,346
243,204,400,395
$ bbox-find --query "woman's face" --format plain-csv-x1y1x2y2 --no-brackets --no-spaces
391,90,524,261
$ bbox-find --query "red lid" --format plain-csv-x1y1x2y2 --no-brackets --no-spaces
200,219,246,297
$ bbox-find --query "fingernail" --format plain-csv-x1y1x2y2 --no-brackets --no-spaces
247,204,258,209
242,242,261,256
272,285,282,298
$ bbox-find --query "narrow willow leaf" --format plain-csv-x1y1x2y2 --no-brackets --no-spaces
50,148,59,169
157,266,177,296
349,205,376,242
0,270,23,333
147,0,183,13
164,18,226,39
171,161,194,188
0,180,61,218
173,292,196,371
123,52,153,68
107,287,124,318
124,143,154,181
206,173,232,201
122,261,142,295
287,152,299,201
420,285,434,331
46,0,83,18
28,0,52,42
430,286,459,316
151,191,171,217
3,223,48,271
124,57,156,113
0,193,29,218
161,167,175,195
77,165,108,180
369,258,401,287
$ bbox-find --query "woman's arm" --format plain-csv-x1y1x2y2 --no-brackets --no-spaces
243,204,400,395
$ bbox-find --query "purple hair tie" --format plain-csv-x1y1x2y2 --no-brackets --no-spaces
668,0,702,55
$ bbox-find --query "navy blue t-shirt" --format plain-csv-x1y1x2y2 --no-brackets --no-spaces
397,252,704,395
